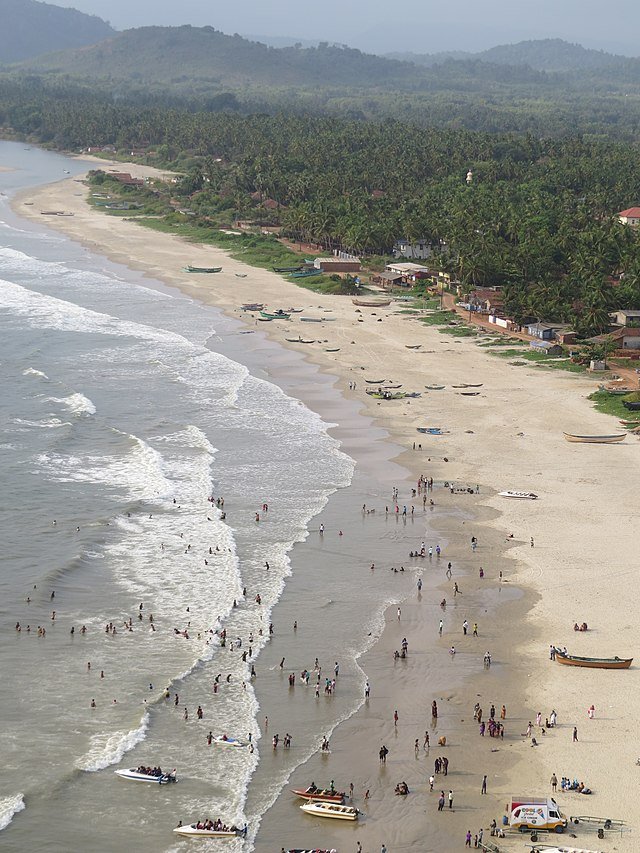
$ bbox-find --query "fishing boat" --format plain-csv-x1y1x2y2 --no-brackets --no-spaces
286,338,316,344
183,265,222,273
300,802,359,821
364,379,386,384
273,265,305,273
417,428,448,435
498,491,538,500
366,391,406,400
241,303,264,311
212,735,247,748
260,311,291,320
235,273,248,278
292,785,345,803
425,385,445,390
405,344,422,349
325,348,340,352
286,849,338,853
563,433,626,444
554,650,632,669
620,419,640,426
292,270,322,279
460,391,481,396
623,401,640,411
451,385,467,388
115,768,177,783
404,392,422,398
352,298,391,307
385,384,403,389
462,383,483,387
173,823,242,838
300,317,323,323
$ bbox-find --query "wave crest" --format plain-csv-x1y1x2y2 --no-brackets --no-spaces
75,712,149,772
0,793,25,832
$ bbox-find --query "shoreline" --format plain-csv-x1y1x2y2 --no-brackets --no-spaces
10,164,640,851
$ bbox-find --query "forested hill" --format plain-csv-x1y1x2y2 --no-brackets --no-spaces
389,38,632,73
0,0,114,63
20,26,418,87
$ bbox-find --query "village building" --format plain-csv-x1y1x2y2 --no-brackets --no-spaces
618,207,640,227
530,340,564,356
526,322,570,341
314,255,361,273
611,309,640,327
392,238,433,260
385,261,434,283
371,271,404,289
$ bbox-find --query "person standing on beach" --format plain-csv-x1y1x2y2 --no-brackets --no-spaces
439,619,443,635
550,773,558,792
437,793,445,811
462,619,468,635
365,681,370,698
573,727,578,742
465,830,472,847
448,790,454,809
397,606,401,621
393,709,398,727
481,775,487,794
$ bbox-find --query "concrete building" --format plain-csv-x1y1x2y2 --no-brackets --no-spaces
618,207,640,227
392,239,433,260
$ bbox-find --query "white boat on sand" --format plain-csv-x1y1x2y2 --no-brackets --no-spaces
563,432,626,444
498,491,538,500
114,767,176,783
300,801,359,821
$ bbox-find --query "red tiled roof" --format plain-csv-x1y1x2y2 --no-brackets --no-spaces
618,207,640,217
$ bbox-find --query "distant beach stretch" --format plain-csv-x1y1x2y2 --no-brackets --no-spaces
3,145,639,852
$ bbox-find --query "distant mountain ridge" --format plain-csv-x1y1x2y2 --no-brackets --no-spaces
388,38,634,73
0,0,114,63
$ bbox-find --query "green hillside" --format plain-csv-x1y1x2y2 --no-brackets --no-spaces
0,0,114,63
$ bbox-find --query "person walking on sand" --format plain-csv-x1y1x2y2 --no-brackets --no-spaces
414,738,420,757
550,772,558,792
573,726,578,742
393,709,398,727
439,619,443,635
462,619,468,635
397,606,401,621
465,830,472,847
588,704,595,719
448,790,454,809
481,774,487,794
437,793,445,811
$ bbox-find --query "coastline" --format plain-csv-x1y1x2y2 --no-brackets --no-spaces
10,165,640,851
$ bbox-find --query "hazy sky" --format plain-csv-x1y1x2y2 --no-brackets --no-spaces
54,0,640,55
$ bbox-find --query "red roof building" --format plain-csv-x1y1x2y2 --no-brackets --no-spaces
618,207,640,226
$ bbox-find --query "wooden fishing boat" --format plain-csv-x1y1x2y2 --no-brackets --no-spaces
498,491,538,500
385,384,403,389
460,391,480,396
292,785,345,803
260,311,291,320
241,303,264,311
554,651,632,669
364,379,386,384
183,265,222,273
404,392,422,398
452,385,467,388
286,339,316,344
563,433,626,444
273,265,304,273
235,273,248,278
620,419,640,426
287,308,304,313
366,391,406,400
300,802,359,821
300,317,323,323
405,344,422,349
352,298,391,307
292,270,322,279
463,383,483,387
325,348,340,352
425,385,445,390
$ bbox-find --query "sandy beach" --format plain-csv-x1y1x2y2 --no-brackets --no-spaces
12,163,640,852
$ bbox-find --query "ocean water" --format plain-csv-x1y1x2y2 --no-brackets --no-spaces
0,144,432,852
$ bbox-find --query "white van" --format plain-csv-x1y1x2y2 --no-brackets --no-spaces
509,796,567,832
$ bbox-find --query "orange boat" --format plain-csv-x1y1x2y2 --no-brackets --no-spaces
554,651,632,669
292,785,345,803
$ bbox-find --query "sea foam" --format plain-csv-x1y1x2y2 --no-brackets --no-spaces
75,711,149,772
0,793,25,832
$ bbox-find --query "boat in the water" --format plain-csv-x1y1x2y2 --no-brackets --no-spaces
115,767,177,784
554,650,632,669
212,735,248,748
183,265,222,273
173,822,242,838
261,311,291,320
563,433,626,444
300,802,359,821
352,298,391,307
292,785,345,803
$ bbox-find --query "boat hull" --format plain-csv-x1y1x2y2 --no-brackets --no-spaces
300,803,358,821
555,653,632,669
213,737,247,748
352,299,391,307
563,433,626,444
173,826,238,838
292,788,344,803
498,491,538,500
114,769,176,783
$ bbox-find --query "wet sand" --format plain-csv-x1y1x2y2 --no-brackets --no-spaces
12,164,640,852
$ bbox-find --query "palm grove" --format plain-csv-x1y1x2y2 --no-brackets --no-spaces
2,80,640,336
